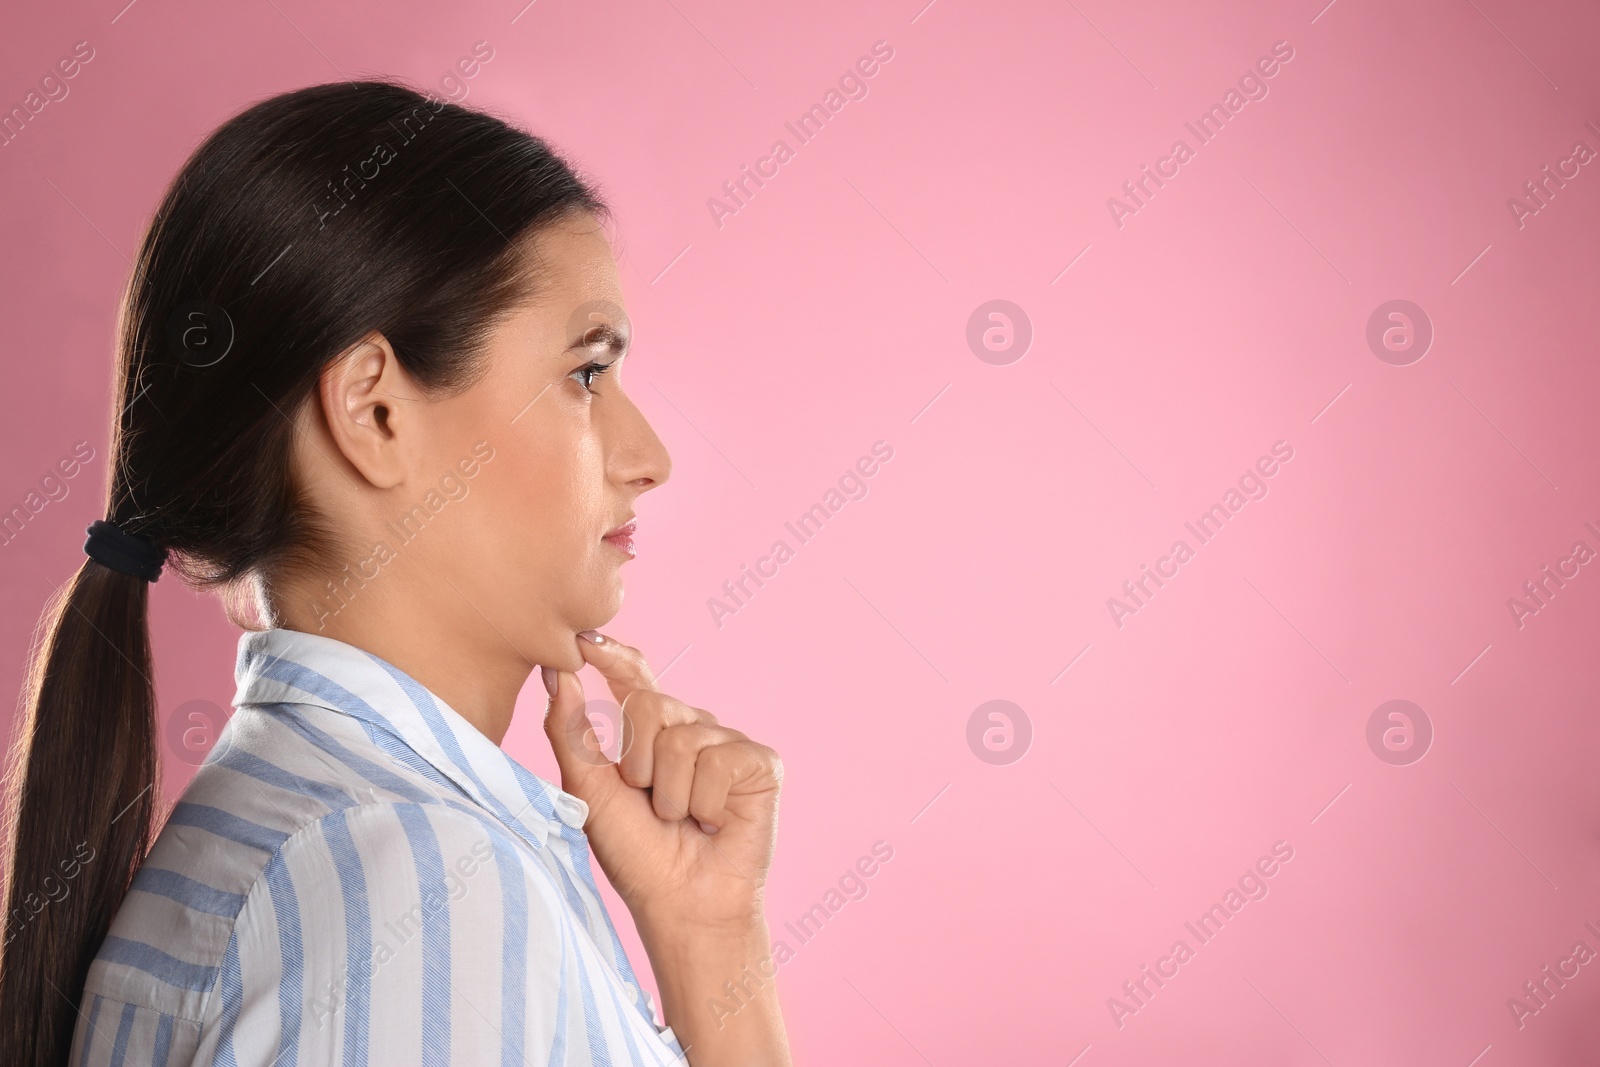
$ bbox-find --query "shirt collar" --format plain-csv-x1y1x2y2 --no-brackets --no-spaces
231,626,587,852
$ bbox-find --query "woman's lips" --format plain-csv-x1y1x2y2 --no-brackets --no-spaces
603,519,637,559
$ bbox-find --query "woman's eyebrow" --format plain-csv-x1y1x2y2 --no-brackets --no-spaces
568,321,629,357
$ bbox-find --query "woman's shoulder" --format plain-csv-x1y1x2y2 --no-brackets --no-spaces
81,702,535,1020
145,703,455,896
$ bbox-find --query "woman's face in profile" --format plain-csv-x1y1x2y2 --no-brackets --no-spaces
394,210,672,669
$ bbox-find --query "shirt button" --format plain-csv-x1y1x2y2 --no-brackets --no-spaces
622,982,639,1003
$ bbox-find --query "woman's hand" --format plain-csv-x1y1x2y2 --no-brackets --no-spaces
541,631,783,934
542,631,793,1065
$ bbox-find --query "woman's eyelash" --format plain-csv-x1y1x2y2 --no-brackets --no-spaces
572,359,615,393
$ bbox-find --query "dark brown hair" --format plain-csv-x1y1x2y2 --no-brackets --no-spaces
0,79,607,1065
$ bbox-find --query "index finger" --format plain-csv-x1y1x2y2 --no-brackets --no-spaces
575,630,658,705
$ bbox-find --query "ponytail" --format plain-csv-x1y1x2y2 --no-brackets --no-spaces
0,559,161,1065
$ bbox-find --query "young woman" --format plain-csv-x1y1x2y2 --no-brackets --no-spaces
0,81,791,1066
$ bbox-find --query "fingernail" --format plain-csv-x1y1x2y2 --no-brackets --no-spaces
696,819,719,835
541,666,558,698
578,630,605,644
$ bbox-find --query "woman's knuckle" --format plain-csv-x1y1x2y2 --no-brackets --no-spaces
700,741,735,770
659,725,699,758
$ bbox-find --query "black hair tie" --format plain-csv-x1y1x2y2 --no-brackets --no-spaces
84,520,167,582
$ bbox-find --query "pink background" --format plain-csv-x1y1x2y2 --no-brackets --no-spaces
5,0,1600,1062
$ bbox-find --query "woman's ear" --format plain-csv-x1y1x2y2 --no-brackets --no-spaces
316,331,417,490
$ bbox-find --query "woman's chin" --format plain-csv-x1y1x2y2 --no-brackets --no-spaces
574,580,625,630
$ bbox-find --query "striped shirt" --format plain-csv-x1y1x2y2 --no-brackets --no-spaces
69,626,689,1066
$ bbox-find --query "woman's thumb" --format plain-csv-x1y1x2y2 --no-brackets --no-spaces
541,666,606,796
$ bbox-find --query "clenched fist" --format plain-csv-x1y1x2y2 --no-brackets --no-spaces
542,630,783,934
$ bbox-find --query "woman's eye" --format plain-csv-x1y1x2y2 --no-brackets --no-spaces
571,360,615,394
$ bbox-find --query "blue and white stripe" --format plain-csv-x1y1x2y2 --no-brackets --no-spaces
69,626,688,1066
